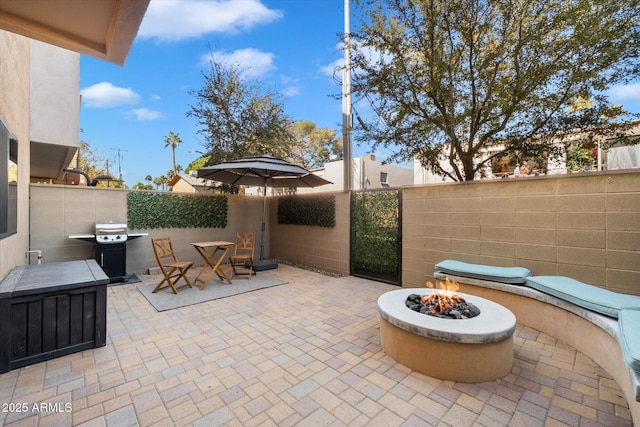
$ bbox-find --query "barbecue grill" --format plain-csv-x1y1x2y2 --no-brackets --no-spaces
69,220,147,282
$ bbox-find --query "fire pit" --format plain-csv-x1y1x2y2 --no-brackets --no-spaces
378,284,516,383
405,278,481,319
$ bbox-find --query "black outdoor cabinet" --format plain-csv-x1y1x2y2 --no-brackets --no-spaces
0,260,108,373
94,242,127,281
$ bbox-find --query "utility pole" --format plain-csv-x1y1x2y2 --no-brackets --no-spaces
105,159,110,187
342,0,353,191
110,148,128,183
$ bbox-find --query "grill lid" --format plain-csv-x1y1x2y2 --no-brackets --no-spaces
95,220,127,233
95,220,128,243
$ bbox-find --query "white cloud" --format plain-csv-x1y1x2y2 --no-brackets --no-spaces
320,42,388,79
320,58,344,78
202,48,276,78
281,86,300,97
608,83,640,101
131,108,164,121
81,82,140,108
139,0,283,41
279,76,299,97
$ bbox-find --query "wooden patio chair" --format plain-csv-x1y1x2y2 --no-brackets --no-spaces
229,232,256,280
151,237,193,294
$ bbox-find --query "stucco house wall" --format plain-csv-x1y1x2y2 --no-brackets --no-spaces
0,31,31,278
30,40,79,155
299,154,414,194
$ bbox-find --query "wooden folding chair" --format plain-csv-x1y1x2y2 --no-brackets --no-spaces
151,237,194,294
229,232,256,280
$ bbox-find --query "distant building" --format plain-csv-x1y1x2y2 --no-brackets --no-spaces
240,154,413,196
414,123,640,184
299,154,414,193
169,172,215,193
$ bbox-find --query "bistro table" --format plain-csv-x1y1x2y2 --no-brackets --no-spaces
192,241,234,290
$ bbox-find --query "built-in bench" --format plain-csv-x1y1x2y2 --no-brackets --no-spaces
0,260,109,373
433,260,640,425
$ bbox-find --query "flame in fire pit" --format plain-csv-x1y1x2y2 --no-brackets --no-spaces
422,278,465,316
405,278,481,319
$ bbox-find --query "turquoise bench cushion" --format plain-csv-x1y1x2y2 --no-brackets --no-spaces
435,260,531,284
526,276,640,318
619,310,640,374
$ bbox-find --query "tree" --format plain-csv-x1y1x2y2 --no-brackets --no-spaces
185,154,211,174
351,0,640,181
71,140,125,188
187,56,294,165
160,175,169,191
166,167,182,180
289,121,343,169
566,143,596,172
74,141,103,182
132,182,152,190
164,131,182,175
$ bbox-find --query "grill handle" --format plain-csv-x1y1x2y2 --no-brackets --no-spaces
96,228,126,234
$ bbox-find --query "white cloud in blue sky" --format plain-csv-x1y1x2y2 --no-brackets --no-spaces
203,48,276,78
131,108,164,121
320,58,344,78
81,82,140,108
279,76,300,97
608,83,640,101
281,86,300,97
138,0,283,41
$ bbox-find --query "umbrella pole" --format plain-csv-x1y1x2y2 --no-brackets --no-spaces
260,182,267,260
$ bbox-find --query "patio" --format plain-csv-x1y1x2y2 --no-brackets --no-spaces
0,264,632,426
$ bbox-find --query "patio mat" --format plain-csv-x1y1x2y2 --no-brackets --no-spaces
138,275,288,312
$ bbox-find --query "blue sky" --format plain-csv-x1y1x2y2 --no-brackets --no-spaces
79,0,640,187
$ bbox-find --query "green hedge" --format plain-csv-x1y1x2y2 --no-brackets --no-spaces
351,191,399,276
277,195,335,227
127,192,228,229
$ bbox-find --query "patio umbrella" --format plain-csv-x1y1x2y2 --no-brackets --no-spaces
197,154,332,267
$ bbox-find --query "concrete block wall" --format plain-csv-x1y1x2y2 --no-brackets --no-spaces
269,192,350,276
403,171,640,296
29,185,264,275
29,172,640,295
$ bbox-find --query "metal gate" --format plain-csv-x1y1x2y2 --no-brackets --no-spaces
350,189,401,285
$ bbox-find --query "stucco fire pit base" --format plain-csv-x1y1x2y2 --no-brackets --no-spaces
378,288,516,383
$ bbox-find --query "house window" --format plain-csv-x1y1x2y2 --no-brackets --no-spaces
380,172,388,184
0,117,18,240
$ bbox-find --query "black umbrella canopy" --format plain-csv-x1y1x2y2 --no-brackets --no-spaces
196,154,332,262
196,154,331,188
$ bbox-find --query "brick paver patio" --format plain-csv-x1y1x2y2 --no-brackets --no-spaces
0,264,632,426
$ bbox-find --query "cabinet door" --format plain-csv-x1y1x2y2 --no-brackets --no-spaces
95,244,126,278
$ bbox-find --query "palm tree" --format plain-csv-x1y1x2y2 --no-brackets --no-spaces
153,176,162,190
145,175,152,187
164,131,182,175
160,175,169,191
